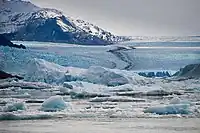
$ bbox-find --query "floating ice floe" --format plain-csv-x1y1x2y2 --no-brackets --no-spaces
144,95,193,115
169,96,191,105
40,96,67,112
12,92,31,98
146,90,181,96
170,96,182,104
59,86,71,94
79,66,155,86
144,104,191,115
90,96,146,103
0,112,53,121
70,91,110,99
81,66,129,86
63,82,73,89
116,89,182,97
0,79,52,90
61,81,110,98
3,102,26,112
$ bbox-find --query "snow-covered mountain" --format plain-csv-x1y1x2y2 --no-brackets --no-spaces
0,0,129,45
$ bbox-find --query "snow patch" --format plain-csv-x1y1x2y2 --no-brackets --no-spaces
56,19,75,32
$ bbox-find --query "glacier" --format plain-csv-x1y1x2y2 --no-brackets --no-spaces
0,41,200,121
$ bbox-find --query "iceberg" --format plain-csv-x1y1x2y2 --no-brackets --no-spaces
40,96,67,112
170,96,181,104
66,81,110,97
81,66,129,86
170,96,191,105
0,113,52,121
25,58,68,84
144,104,191,115
20,59,151,87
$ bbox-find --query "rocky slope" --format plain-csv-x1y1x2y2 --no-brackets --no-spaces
174,64,200,79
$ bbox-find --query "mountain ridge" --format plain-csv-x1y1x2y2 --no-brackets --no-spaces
0,0,130,45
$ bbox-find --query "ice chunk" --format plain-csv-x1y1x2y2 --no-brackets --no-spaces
146,90,182,96
146,90,170,96
90,96,145,102
63,82,73,89
59,87,70,94
170,96,181,104
25,58,67,84
68,81,109,97
0,80,52,89
70,91,110,99
81,66,129,86
22,58,153,87
3,102,26,112
61,66,152,87
0,113,52,121
24,59,88,84
170,96,191,105
40,96,67,112
9,92,31,99
144,104,191,115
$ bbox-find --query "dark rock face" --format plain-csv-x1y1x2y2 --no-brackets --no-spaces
174,64,200,78
0,34,26,49
0,34,25,80
3,17,109,45
0,70,23,79
138,71,171,78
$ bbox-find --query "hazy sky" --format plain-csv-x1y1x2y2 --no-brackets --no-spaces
31,0,200,36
